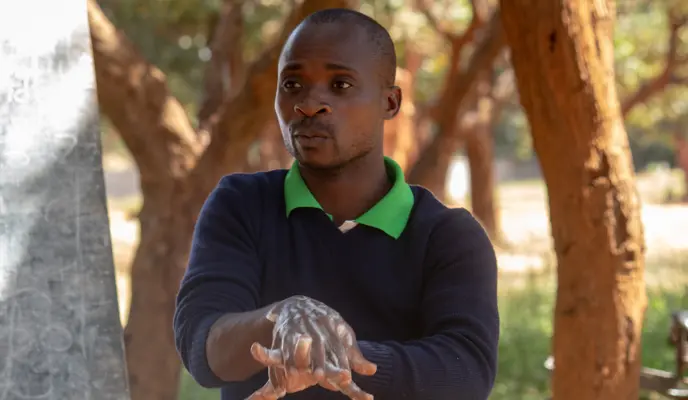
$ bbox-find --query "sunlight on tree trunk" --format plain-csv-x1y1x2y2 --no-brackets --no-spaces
500,1,647,399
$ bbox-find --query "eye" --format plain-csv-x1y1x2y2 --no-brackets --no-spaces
282,80,302,90
332,81,352,90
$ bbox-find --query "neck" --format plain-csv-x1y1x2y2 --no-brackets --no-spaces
299,152,391,224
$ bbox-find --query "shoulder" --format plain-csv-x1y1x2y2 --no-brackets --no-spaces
216,169,287,196
195,169,288,243
408,185,482,233
409,185,495,265
207,169,288,210
200,169,288,222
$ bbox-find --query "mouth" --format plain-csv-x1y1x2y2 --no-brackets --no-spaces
295,134,328,140
293,130,330,148
293,131,330,139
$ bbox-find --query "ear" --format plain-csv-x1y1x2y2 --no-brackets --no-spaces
383,86,402,120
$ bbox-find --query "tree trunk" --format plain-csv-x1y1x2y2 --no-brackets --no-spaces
500,1,647,399
674,130,688,201
466,128,498,239
123,187,197,400
88,1,357,399
466,68,512,242
198,0,246,126
465,74,500,240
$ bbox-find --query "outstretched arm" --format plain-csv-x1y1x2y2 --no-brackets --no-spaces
173,175,274,387
354,208,500,400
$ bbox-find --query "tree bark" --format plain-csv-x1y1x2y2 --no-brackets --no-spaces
88,1,356,399
500,1,647,399
407,10,505,200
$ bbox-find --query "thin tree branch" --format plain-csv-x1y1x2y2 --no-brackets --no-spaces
198,0,246,127
415,0,487,45
621,8,687,117
407,10,505,185
420,1,494,121
436,10,504,135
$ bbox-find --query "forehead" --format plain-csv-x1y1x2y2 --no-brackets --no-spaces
279,22,379,75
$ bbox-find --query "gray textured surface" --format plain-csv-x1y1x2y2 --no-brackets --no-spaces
0,1,131,399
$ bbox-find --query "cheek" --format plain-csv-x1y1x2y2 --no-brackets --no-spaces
275,96,294,120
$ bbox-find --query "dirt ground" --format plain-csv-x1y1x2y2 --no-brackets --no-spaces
103,159,688,324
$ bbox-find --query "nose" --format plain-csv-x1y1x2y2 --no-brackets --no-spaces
294,101,332,117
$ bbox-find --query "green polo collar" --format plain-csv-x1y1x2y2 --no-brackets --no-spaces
284,157,414,239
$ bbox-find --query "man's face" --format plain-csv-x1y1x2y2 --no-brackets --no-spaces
275,22,400,170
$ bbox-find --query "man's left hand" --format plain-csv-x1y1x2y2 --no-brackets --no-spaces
246,336,374,400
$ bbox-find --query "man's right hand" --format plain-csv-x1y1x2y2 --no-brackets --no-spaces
248,295,377,399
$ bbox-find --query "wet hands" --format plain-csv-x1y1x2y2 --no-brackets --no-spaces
246,296,377,400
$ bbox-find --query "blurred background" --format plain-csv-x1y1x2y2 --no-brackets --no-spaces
87,0,687,399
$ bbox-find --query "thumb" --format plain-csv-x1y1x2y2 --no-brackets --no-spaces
348,346,377,376
250,342,284,367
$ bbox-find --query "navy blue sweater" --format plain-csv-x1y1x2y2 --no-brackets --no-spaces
174,167,499,399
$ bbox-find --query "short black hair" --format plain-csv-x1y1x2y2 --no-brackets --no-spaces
300,8,397,87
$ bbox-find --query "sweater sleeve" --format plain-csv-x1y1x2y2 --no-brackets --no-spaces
354,208,499,400
173,175,263,388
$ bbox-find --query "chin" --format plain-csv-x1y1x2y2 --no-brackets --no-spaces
296,155,342,171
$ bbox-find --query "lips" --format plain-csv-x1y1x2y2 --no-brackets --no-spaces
293,131,329,149
294,131,329,139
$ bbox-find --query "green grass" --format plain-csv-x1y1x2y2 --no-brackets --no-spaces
177,258,687,400
491,267,686,400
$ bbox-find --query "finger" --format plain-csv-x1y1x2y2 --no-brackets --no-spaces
269,366,288,396
337,380,374,400
280,330,305,370
323,361,351,385
348,344,377,376
304,317,328,379
337,325,376,376
293,334,312,370
250,343,283,367
325,320,351,377
244,380,281,400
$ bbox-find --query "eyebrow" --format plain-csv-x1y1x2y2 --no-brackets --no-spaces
281,62,357,73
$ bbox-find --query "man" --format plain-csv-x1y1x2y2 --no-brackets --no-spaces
174,7,499,400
